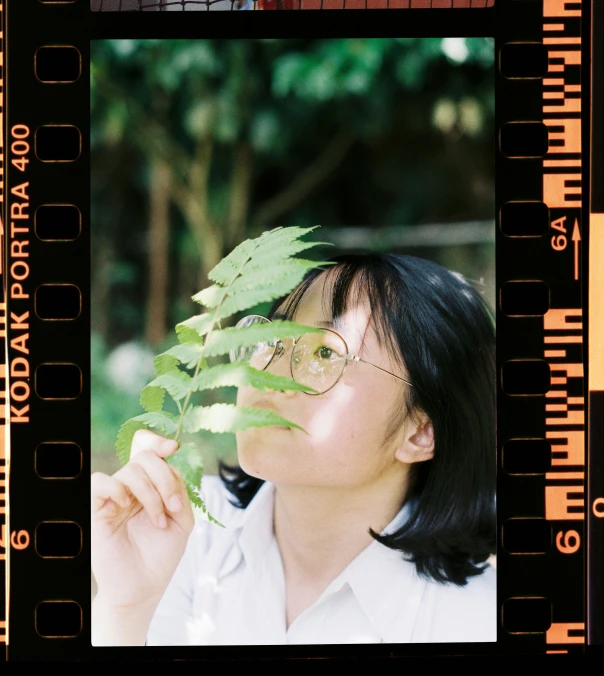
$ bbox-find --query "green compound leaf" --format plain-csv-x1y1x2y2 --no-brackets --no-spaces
193,361,317,394
207,238,258,286
163,342,206,369
241,240,331,276
176,313,213,340
193,284,225,309
146,370,192,402
154,353,180,376
166,442,204,510
165,443,224,526
175,324,204,345
229,259,322,295
202,320,323,358
211,271,322,321
140,385,166,413
194,262,327,316
116,226,327,524
182,403,305,435
116,419,147,466
195,483,225,527
132,411,179,437
252,226,320,253
206,227,320,286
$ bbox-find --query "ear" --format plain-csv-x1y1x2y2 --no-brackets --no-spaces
394,413,435,464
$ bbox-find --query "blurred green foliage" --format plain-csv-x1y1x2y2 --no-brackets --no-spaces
91,333,149,471
91,38,494,466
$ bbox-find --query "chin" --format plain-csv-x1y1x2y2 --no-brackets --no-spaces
236,431,274,480
236,433,299,484
237,455,281,483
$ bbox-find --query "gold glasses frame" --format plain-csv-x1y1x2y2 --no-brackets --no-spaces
234,314,414,396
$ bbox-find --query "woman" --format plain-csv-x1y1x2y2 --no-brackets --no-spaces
91,252,496,646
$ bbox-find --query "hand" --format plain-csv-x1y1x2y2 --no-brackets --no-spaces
91,430,195,611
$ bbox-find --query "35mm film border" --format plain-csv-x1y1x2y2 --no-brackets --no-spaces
0,0,601,660
2,0,91,661
496,0,587,655
1,0,8,658
588,0,603,648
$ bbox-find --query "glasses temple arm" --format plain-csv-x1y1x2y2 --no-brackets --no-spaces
350,356,414,388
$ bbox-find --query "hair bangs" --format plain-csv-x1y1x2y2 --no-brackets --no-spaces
270,257,409,379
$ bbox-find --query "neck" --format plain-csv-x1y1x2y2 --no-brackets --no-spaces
273,470,410,626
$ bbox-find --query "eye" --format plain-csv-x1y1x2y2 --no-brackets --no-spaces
316,346,336,360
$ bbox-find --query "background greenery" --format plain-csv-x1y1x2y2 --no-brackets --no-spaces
91,37,495,477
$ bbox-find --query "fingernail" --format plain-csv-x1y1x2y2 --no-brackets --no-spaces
168,495,182,512
163,439,177,452
157,514,168,529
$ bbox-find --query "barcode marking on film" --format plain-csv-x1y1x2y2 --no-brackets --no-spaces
541,0,585,651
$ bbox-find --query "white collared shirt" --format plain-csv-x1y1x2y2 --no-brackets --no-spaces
146,476,496,645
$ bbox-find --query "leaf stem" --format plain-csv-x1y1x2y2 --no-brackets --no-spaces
173,236,266,442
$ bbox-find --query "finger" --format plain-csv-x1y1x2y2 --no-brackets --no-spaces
131,428,179,461
91,472,131,512
170,468,195,531
114,462,168,529
172,467,195,510
171,466,187,492
170,466,193,504
131,450,185,514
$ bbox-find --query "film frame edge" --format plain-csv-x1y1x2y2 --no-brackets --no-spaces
0,0,601,662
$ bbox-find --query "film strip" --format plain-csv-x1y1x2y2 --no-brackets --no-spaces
0,0,602,662
88,0,495,11
498,0,587,654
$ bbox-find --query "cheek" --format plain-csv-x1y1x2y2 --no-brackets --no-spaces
234,380,394,485
305,384,361,444
305,401,345,444
236,387,251,407
306,384,382,457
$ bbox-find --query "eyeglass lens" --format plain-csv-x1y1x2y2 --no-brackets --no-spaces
229,315,276,369
291,332,346,393
231,315,347,394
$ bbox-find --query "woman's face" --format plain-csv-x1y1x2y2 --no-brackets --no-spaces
236,274,414,490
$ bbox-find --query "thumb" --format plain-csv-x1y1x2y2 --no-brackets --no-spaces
131,429,179,461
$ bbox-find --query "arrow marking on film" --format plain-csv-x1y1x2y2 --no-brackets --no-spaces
572,219,581,281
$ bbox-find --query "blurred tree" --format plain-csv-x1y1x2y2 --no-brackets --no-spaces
146,157,171,347
91,38,494,347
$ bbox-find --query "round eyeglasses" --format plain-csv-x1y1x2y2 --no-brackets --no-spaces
229,314,414,396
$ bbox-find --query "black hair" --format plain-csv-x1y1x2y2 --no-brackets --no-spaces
219,252,496,587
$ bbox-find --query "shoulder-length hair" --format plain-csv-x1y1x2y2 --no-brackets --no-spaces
220,252,496,587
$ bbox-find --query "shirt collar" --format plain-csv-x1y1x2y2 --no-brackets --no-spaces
220,482,426,642
220,480,276,576
316,498,426,643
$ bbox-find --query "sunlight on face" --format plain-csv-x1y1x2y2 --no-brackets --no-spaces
235,272,410,491
305,384,355,444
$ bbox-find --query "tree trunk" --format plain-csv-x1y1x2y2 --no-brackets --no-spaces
91,237,113,341
145,158,171,347
227,140,253,251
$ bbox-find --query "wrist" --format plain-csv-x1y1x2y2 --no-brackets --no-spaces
91,592,161,646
